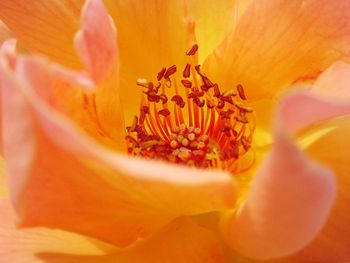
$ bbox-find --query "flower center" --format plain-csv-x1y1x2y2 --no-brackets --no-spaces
126,45,255,174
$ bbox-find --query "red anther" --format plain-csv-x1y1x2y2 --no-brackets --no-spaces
171,95,182,102
179,101,186,108
220,124,232,137
220,109,234,120
139,112,146,124
157,67,166,81
237,84,247,100
158,94,168,104
181,79,192,88
186,44,199,56
140,106,149,124
141,105,150,114
220,95,234,105
188,90,204,99
164,65,177,79
158,109,171,117
234,114,248,124
201,84,210,92
206,99,215,109
194,97,205,107
148,94,160,103
213,84,221,97
194,65,205,77
183,64,191,78
202,76,214,88
154,83,161,93
171,95,186,108
241,136,251,151
217,100,225,109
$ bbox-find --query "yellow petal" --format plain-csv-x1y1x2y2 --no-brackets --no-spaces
185,0,253,63
0,0,84,68
103,0,194,123
203,0,350,101
33,219,225,263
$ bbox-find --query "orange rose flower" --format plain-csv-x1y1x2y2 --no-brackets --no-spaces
1,0,350,262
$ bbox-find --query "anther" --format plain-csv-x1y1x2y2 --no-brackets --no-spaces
164,65,177,79
183,64,191,78
157,67,166,81
181,79,192,88
237,84,247,100
158,109,170,117
186,44,199,56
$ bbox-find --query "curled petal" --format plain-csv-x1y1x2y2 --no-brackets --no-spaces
0,52,236,247
313,61,350,101
276,90,350,135
221,133,336,260
291,117,350,261
276,62,350,135
75,0,124,148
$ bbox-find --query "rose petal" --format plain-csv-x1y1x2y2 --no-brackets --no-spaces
37,219,225,263
0,40,123,152
276,90,350,135
204,0,350,101
221,132,336,260
0,157,7,198
185,0,252,63
276,61,350,135
313,61,350,101
0,198,111,263
0,20,12,44
103,0,194,123
0,53,236,247
0,0,83,68
290,117,350,262
75,0,124,147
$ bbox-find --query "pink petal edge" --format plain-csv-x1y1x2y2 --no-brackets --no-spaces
221,132,336,260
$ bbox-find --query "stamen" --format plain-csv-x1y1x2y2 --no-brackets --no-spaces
126,45,256,174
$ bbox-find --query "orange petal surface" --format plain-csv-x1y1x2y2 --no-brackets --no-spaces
221,133,336,260
103,0,194,122
35,219,225,263
204,0,350,101
0,198,112,263
0,0,84,68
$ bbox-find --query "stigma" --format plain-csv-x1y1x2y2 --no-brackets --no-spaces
126,45,255,174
